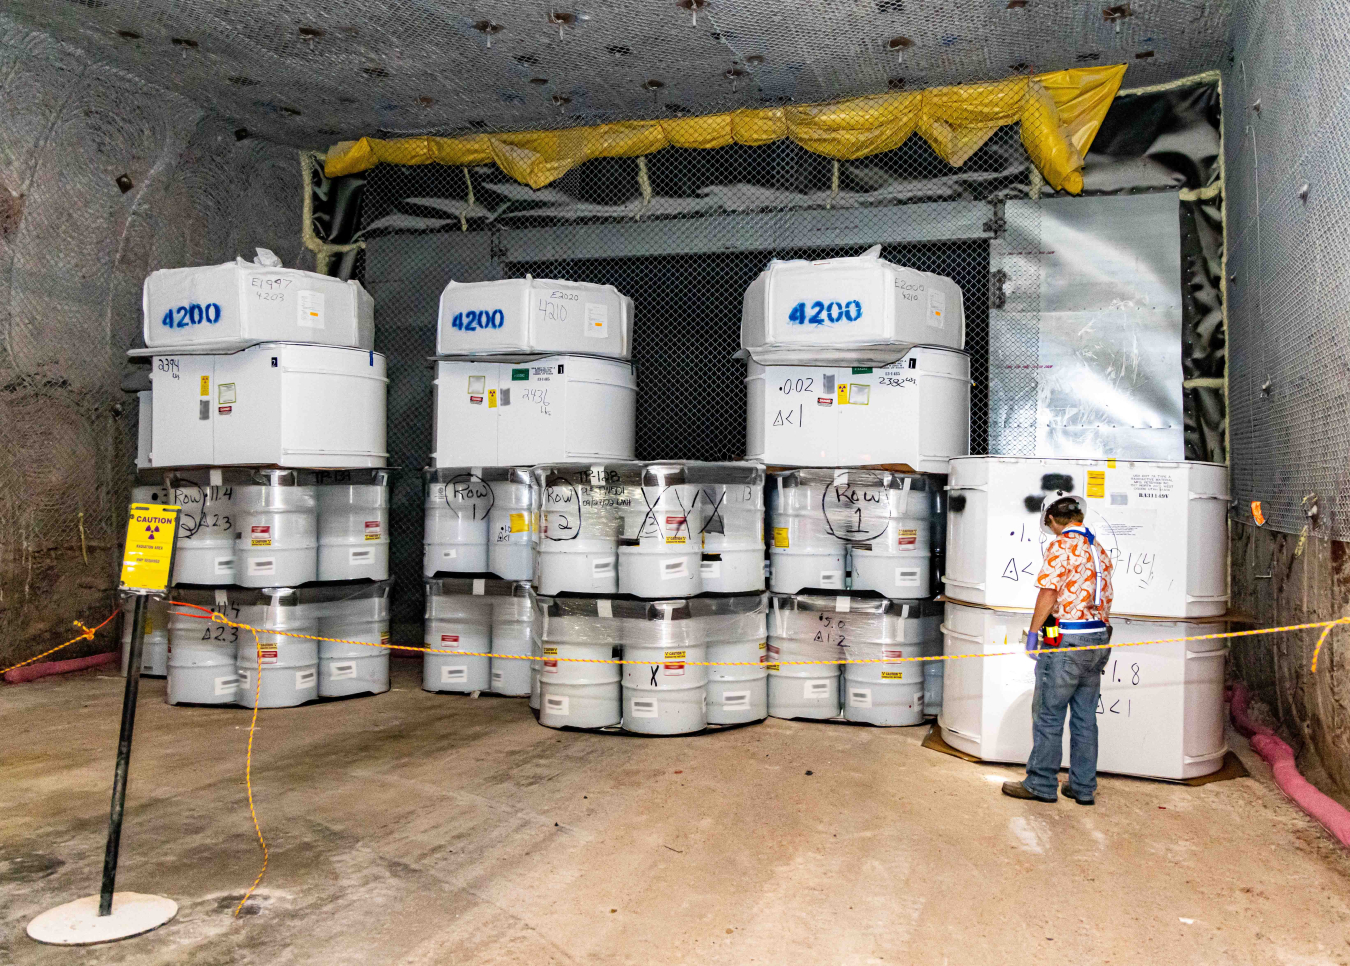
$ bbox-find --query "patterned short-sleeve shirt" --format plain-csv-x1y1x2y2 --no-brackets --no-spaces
1035,529,1115,621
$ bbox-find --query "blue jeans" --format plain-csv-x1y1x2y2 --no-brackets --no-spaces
1024,631,1111,799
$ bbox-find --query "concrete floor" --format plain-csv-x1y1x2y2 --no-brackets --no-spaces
3,662,1349,966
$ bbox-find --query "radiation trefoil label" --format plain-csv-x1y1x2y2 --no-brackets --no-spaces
119,503,183,593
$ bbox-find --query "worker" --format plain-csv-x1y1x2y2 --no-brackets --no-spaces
1002,495,1114,806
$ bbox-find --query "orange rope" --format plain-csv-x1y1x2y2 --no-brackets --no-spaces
1,609,119,676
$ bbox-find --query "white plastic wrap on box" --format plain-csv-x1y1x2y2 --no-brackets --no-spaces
149,343,387,469
745,347,970,470
943,457,1229,618
140,250,374,353
432,355,635,466
938,600,1228,780
741,246,965,366
438,276,633,359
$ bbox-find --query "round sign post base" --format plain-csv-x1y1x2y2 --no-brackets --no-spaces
27,893,177,946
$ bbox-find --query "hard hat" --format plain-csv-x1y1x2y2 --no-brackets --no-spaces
1039,493,1089,536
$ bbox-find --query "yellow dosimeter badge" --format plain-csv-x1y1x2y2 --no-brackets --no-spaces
119,503,182,593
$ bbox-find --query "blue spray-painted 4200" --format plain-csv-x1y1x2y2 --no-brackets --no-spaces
450,309,506,331
161,303,223,328
787,299,863,326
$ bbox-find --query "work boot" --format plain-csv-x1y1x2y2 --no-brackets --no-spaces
1060,783,1095,806
1001,780,1057,803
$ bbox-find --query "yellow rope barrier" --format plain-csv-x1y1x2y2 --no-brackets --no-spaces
1,610,120,676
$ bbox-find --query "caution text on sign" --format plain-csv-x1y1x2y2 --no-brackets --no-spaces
119,503,182,593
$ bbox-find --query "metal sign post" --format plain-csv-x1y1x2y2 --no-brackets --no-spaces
28,503,184,946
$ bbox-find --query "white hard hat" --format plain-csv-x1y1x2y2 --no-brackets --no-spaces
1039,493,1089,536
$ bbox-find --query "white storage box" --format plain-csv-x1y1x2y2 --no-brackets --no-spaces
938,600,1228,780
432,355,635,466
944,457,1229,618
438,276,633,359
745,347,970,471
741,246,965,366
150,343,387,469
141,251,374,353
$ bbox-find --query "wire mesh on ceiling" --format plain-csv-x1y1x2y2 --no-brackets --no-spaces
6,2,1228,146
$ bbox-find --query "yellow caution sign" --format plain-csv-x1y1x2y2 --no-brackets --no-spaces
119,503,182,593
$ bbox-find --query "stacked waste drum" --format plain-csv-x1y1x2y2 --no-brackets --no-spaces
422,277,640,709
125,249,392,709
743,246,971,726
937,457,1233,780
531,461,768,733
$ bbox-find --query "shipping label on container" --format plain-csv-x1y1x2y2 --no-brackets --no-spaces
543,645,558,671
297,291,325,329
364,520,382,540
258,647,278,666
250,525,271,547
772,527,790,549
585,303,607,337
898,528,918,548
664,515,687,544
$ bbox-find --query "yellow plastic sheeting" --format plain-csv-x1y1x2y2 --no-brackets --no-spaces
325,65,1125,194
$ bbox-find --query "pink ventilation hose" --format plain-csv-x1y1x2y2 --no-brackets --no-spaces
1230,682,1350,848
3,650,118,684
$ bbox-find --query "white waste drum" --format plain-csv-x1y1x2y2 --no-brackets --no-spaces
166,589,242,705
692,463,766,594
694,594,769,725
423,579,492,692
315,470,390,582
766,594,856,720
529,633,542,711
922,640,944,718
423,469,493,576
488,471,537,581
534,596,622,729
768,472,847,593
535,465,622,595
233,589,320,708
119,594,169,677
167,472,240,585
233,471,318,587
617,464,703,598
491,589,534,696
620,599,707,735
314,580,392,698
938,600,1229,780
829,471,937,599
838,599,943,727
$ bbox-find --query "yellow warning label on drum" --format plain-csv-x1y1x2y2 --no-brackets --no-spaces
772,527,790,549
487,389,497,408
119,503,182,593
664,650,686,660
543,646,558,656
665,535,687,545
509,512,529,533
837,384,848,405
1107,459,1117,468
880,671,906,680
1086,470,1106,499
199,376,210,396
